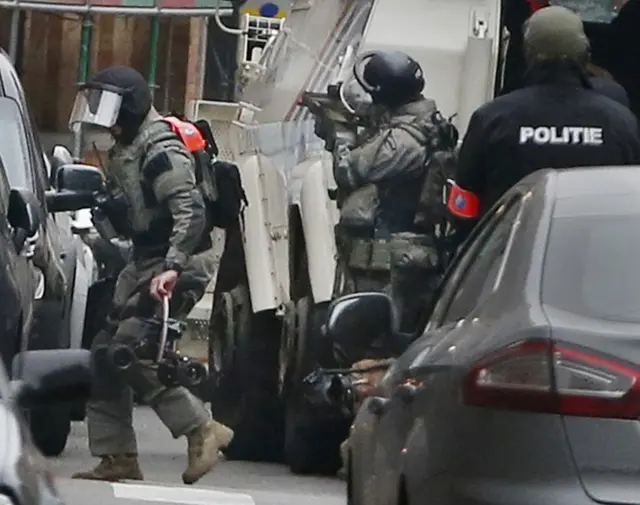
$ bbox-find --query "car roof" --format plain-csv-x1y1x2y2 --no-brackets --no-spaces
551,166,640,199
0,49,11,93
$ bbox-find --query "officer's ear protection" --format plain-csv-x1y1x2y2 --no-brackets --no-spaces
353,51,382,97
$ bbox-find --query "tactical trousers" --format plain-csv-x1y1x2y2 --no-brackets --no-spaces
87,248,216,457
389,233,440,333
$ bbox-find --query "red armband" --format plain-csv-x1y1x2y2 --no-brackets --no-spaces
447,183,480,219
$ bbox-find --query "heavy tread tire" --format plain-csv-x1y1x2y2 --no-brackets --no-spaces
211,309,284,462
30,406,71,457
207,221,284,462
284,301,349,475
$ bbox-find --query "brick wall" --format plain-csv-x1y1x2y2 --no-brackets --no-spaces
0,10,201,134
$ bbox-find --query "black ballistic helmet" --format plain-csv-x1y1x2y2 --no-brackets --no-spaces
355,50,425,107
87,66,153,144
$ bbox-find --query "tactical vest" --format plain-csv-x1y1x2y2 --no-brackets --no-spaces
103,121,174,237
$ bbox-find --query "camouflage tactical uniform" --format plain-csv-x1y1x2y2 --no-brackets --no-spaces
73,108,233,484
332,98,443,334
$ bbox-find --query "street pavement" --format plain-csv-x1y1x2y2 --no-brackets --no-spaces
48,407,345,505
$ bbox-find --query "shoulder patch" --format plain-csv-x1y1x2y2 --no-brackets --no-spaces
142,151,172,181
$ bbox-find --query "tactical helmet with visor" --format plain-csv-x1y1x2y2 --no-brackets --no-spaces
340,51,425,111
68,81,124,133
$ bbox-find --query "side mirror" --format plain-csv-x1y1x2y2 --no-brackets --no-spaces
52,145,74,167
10,349,91,409
46,164,104,213
8,188,41,257
325,292,396,364
8,188,41,237
49,145,74,187
57,163,103,192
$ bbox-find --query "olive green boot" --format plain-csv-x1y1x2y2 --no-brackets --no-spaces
182,420,234,485
72,454,144,482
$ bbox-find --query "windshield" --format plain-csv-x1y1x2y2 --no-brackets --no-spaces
0,356,8,399
542,194,640,323
550,0,625,23
0,97,32,189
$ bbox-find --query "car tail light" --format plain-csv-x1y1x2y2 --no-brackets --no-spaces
462,339,640,419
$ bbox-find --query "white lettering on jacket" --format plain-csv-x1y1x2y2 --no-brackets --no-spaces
519,126,603,145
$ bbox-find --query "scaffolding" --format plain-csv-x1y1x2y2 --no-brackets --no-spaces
1,0,237,156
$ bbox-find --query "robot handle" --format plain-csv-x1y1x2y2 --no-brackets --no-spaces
156,295,170,362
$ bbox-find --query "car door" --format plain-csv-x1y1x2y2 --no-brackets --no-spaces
352,331,445,505
369,193,527,505
0,68,70,345
0,159,36,371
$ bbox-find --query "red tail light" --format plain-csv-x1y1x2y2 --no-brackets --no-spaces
462,339,640,419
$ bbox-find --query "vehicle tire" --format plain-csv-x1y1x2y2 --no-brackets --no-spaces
283,300,348,475
29,406,71,457
209,294,284,462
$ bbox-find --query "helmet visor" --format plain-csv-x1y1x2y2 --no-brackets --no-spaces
339,75,372,115
68,87,122,132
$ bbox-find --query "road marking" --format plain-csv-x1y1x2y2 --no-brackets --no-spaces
112,482,256,505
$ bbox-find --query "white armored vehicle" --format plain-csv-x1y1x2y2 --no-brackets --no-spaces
194,0,624,474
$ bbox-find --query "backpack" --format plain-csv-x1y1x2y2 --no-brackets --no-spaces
162,115,248,230
395,110,459,229
395,110,459,271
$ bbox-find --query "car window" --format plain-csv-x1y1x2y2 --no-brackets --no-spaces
0,158,11,214
0,355,8,399
0,97,32,190
7,70,49,194
438,200,522,325
543,194,640,322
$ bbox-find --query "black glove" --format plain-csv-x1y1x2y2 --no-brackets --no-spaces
314,114,341,153
313,113,330,140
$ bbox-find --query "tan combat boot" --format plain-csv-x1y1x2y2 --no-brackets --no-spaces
72,454,144,481
182,420,234,485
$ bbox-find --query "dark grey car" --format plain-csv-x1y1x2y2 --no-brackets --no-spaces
0,48,98,457
330,166,640,505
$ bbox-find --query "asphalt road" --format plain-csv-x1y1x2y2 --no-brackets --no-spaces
48,407,345,505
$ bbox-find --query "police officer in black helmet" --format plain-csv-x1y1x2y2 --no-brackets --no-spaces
315,50,456,341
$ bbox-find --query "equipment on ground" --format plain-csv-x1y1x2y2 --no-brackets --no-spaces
103,296,208,389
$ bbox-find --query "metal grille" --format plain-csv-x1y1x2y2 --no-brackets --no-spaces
208,120,239,161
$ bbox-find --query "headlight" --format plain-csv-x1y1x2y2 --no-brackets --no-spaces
34,267,45,300
0,494,14,504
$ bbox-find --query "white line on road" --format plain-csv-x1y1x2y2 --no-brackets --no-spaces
112,482,256,505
